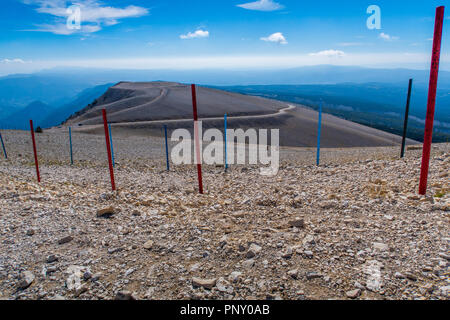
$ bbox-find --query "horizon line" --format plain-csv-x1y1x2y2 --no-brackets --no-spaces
2,64,450,78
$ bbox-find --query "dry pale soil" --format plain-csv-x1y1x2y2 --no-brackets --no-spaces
0,130,448,300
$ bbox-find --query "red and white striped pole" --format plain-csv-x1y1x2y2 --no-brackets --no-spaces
29,120,40,182
191,84,204,194
102,109,116,191
419,6,445,195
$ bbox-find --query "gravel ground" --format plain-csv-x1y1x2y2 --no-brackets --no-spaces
0,129,448,300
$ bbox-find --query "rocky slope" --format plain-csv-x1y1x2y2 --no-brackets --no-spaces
0,130,448,300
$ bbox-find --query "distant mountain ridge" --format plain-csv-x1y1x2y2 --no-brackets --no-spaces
1,101,52,129
0,83,112,129
23,65,450,87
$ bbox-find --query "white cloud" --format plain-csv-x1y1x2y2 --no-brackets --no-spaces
22,0,148,34
309,50,346,58
29,23,101,35
180,30,210,39
379,32,399,41
260,32,287,44
237,0,284,11
1,58,28,64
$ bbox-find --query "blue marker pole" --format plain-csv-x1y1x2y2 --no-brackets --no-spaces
108,124,115,168
224,114,228,172
69,127,73,165
0,132,7,159
164,125,170,171
316,100,323,166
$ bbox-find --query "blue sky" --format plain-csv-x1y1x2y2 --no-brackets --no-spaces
0,0,449,75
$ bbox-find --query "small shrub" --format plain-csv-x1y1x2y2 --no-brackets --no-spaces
434,191,445,198
35,126,43,133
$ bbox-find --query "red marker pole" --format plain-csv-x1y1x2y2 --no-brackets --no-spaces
102,109,116,191
29,120,40,182
419,6,445,195
191,84,204,194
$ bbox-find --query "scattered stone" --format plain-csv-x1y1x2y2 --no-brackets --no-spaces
438,286,450,298
58,236,73,245
80,271,91,281
132,210,141,216
438,253,450,261
319,201,338,209
288,218,305,228
65,265,89,291
373,242,389,251
302,235,315,247
74,285,88,297
246,243,262,259
189,263,201,273
125,268,135,277
282,247,293,259
228,272,242,283
407,194,420,201
0,132,448,301
192,277,217,290
96,207,116,218
363,260,383,292
354,281,365,290
18,271,35,289
242,259,255,268
288,269,299,279
420,283,435,295
115,291,136,300
405,272,418,281
46,255,58,263
91,273,102,282
346,289,361,299
407,145,422,151
306,272,323,280
108,247,123,254
143,240,154,250
216,277,233,294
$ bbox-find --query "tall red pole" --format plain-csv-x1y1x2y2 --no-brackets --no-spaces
419,6,445,195
102,109,116,191
29,120,40,182
191,84,204,194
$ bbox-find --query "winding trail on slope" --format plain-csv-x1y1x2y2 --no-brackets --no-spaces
105,88,170,119
75,104,296,132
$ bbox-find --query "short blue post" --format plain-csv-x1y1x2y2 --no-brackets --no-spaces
164,125,170,171
0,132,7,159
224,114,228,172
69,127,73,165
316,100,323,166
108,124,115,168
